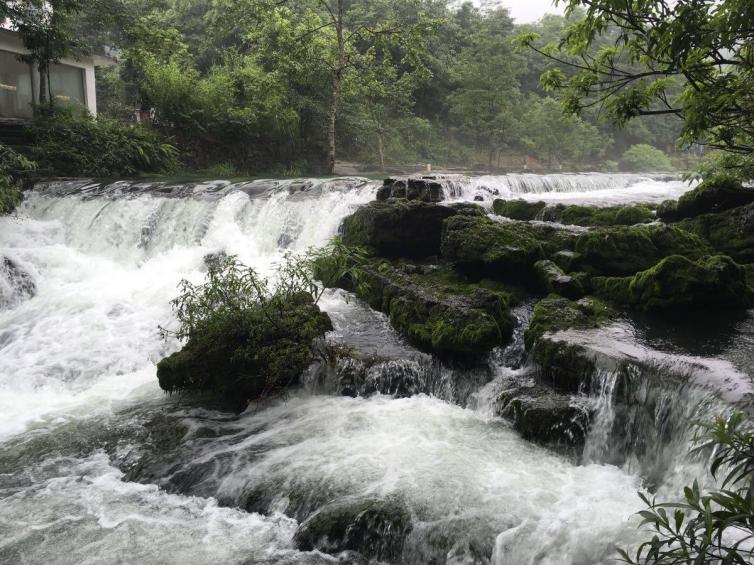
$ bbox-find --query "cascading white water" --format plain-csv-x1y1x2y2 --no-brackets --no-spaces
438,172,694,205
0,174,725,564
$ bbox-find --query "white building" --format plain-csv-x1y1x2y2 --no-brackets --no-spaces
0,27,115,120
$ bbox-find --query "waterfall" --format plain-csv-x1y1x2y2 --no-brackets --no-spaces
0,174,739,565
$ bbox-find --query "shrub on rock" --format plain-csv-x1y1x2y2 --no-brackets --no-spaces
157,255,333,409
619,144,673,172
592,255,753,311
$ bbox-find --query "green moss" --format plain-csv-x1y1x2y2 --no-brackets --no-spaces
592,255,752,311
333,261,520,358
0,176,22,215
678,203,754,264
525,294,614,350
492,199,546,220
659,176,754,222
574,223,709,276
557,204,655,226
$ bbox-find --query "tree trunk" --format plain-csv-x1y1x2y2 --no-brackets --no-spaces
38,63,48,106
326,0,345,175
377,123,385,173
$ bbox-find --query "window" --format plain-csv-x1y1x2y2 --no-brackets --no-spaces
49,63,86,109
0,50,33,118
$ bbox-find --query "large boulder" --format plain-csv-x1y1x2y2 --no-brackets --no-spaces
678,202,754,264
440,215,575,279
340,200,457,258
592,255,753,311
658,177,754,222
359,263,517,358
574,223,709,276
554,203,655,226
492,198,546,221
293,497,412,562
156,293,332,410
524,295,614,392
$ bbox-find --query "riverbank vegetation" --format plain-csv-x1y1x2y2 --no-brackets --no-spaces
3,0,690,177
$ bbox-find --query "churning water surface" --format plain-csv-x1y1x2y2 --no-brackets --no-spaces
0,174,731,564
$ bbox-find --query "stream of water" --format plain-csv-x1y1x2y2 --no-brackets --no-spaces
0,173,748,564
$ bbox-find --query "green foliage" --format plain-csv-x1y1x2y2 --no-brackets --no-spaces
620,145,674,172
0,144,38,215
618,413,754,565
157,244,370,404
527,0,754,160
28,109,178,177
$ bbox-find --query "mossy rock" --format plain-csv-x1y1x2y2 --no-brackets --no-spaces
499,387,592,449
592,255,753,311
574,223,709,276
340,200,458,258
156,296,332,410
658,177,754,222
524,295,614,393
440,215,576,280
492,198,546,221
525,295,614,350
678,202,754,264
337,261,519,359
533,259,584,299
556,203,655,226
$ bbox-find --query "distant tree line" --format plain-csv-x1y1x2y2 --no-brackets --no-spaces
4,0,694,175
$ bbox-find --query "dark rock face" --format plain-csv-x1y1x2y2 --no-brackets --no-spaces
592,255,753,311
293,497,413,563
377,178,444,202
499,386,592,448
0,257,35,309
678,202,754,264
658,177,754,222
341,200,458,258
574,223,709,276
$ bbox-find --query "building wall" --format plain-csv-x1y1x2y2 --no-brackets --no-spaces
0,29,99,118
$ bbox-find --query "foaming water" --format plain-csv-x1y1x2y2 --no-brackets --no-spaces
0,174,723,564
440,172,694,205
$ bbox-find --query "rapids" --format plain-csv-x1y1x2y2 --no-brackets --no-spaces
0,173,749,564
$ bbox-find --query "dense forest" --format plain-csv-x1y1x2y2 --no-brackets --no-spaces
3,0,689,176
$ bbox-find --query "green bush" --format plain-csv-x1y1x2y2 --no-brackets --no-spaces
0,144,37,214
619,413,754,564
157,243,369,408
620,144,674,172
28,109,178,177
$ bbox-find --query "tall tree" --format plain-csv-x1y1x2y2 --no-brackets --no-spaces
521,0,754,157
